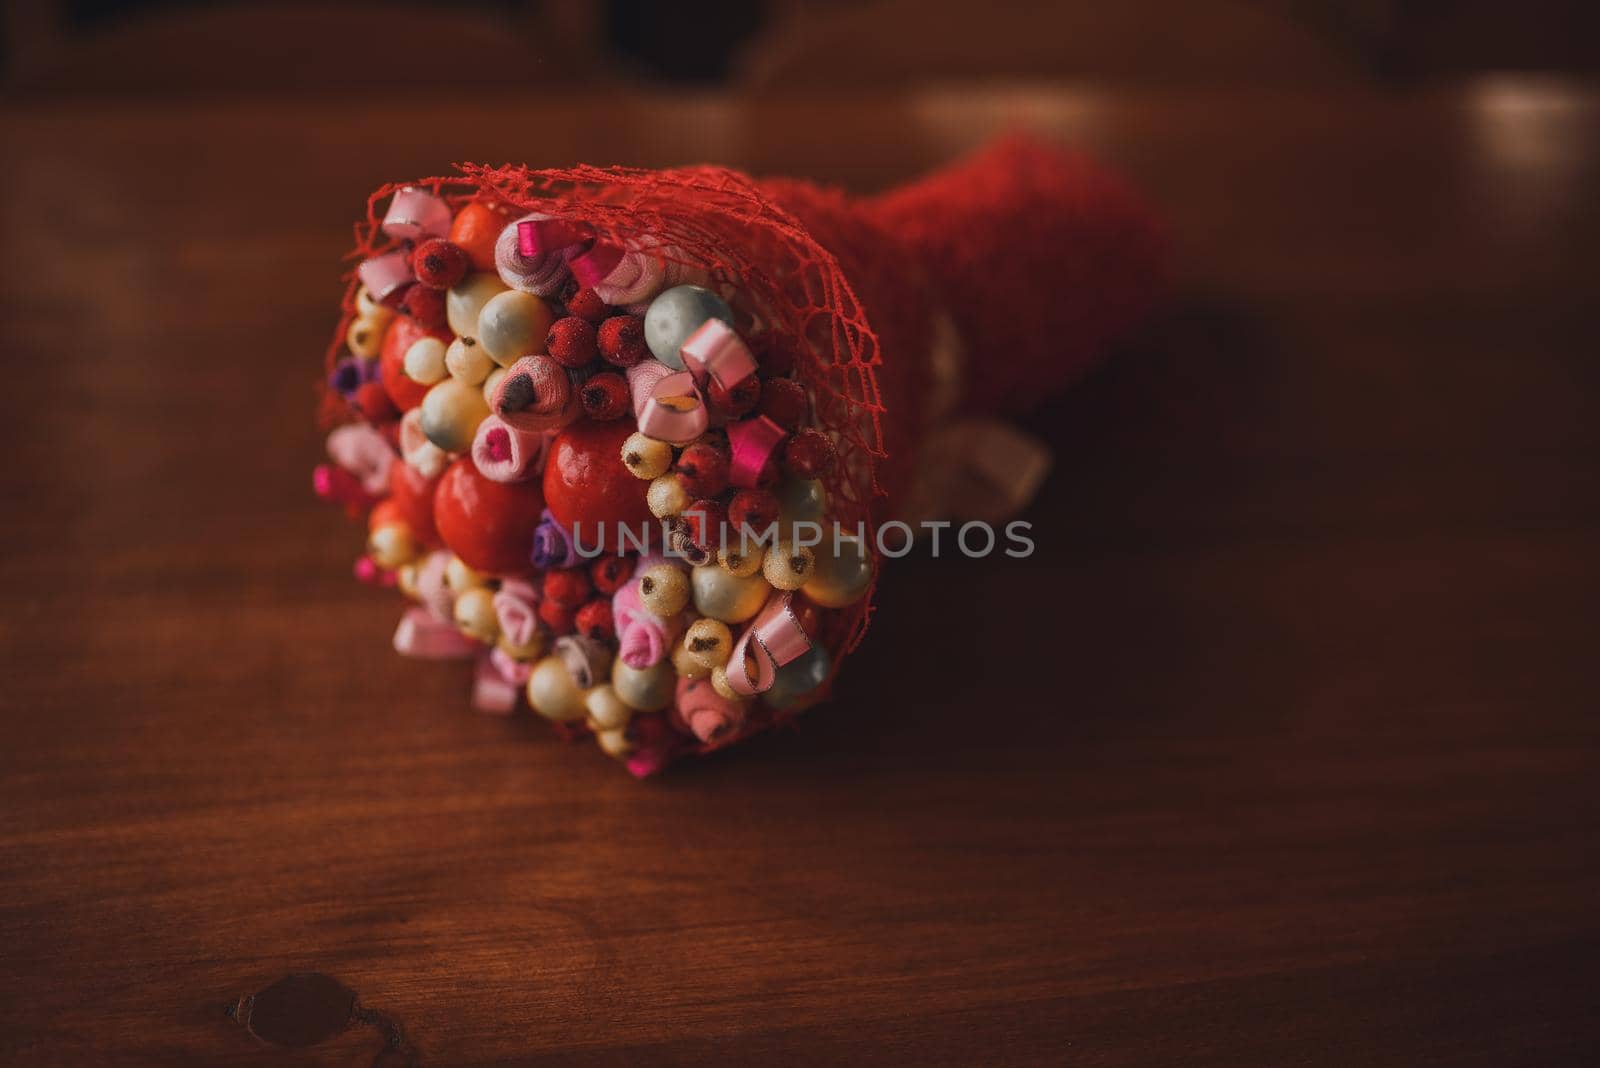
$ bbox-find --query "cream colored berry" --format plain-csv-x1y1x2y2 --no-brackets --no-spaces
447,272,510,340
621,433,672,480
638,563,690,617
684,618,732,669
346,316,384,359
595,727,633,759
612,659,674,712
396,562,419,598
481,366,507,407
762,542,815,591
446,336,494,385
367,523,417,570
526,657,587,721
403,336,448,385
355,285,393,322
646,475,689,519
710,665,741,702
497,629,546,662
804,532,873,607
718,546,763,578
672,638,712,680
585,685,633,732
419,377,490,454
445,555,488,593
691,564,769,623
453,587,499,643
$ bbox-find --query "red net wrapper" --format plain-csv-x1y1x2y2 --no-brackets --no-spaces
318,135,1165,773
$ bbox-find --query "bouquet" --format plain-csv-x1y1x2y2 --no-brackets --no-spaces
314,136,1164,775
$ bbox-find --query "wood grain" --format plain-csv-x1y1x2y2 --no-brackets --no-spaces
1,83,1598,1064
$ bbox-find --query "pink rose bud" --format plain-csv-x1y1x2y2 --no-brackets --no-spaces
673,676,746,745
493,578,541,649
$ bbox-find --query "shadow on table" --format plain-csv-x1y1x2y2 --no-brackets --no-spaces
677,294,1288,782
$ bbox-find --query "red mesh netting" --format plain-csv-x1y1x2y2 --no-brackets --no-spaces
321,136,1165,743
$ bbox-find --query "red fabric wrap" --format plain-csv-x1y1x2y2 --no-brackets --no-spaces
865,136,1168,414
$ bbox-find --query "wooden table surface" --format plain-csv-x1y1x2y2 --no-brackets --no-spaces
2,83,1598,1064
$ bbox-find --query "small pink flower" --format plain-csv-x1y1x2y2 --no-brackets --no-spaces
494,578,541,648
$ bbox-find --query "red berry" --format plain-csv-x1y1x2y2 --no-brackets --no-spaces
546,316,598,369
597,315,648,368
675,441,729,498
543,420,655,554
538,598,576,635
401,284,448,332
590,554,634,595
580,372,629,421
411,238,469,289
727,489,779,537
352,380,397,423
388,458,439,545
575,599,615,641
708,374,761,419
752,334,798,377
543,567,592,607
757,377,808,429
782,428,836,479
432,458,544,575
682,497,728,551
565,287,608,323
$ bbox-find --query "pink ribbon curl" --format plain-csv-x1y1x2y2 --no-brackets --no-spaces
382,187,453,241
726,591,813,697
356,248,413,305
628,318,759,446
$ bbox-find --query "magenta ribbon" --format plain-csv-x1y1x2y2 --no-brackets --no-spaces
727,591,812,697
726,415,787,488
629,319,759,446
312,465,376,512
517,218,625,290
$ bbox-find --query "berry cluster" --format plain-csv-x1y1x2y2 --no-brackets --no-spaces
316,189,873,775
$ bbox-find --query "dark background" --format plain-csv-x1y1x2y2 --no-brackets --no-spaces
2,2,1598,1064
5,0,1600,92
